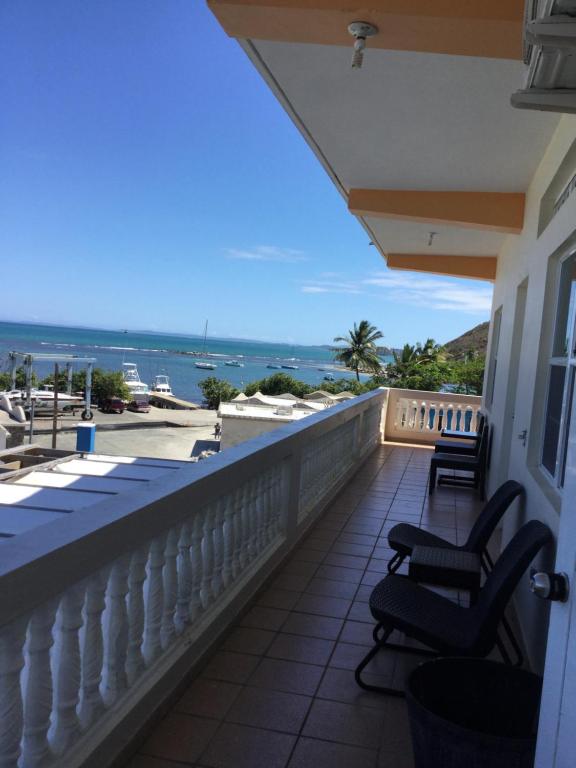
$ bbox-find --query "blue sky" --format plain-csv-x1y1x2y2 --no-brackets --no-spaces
0,0,492,347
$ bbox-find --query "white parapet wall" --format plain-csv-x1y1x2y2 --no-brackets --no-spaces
384,388,482,445
0,388,387,768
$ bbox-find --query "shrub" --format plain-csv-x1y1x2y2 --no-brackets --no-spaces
199,377,240,409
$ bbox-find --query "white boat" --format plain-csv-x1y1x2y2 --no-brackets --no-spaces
224,360,244,367
282,364,299,370
195,320,217,370
122,363,150,397
151,375,173,395
323,373,335,381
267,364,281,369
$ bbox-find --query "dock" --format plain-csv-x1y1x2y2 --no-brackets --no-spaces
148,392,199,410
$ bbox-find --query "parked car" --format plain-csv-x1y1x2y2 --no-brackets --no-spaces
100,397,125,414
127,398,151,413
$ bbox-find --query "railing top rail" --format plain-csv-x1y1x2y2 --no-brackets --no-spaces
387,387,483,405
0,388,386,628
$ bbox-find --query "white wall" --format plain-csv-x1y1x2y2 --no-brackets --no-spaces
221,414,300,449
485,115,576,670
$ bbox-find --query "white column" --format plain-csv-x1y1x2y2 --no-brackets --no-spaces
176,523,193,631
126,548,148,686
143,536,166,666
104,557,129,705
0,618,27,768
161,528,179,650
200,505,216,609
188,513,204,623
79,570,108,729
52,586,84,755
22,603,57,768
211,500,225,598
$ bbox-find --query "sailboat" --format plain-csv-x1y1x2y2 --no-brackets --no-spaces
195,320,217,370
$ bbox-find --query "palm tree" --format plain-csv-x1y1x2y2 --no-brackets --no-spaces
414,338,446,365
333,320,384,380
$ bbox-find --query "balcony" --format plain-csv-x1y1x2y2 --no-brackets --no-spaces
0,387,482,768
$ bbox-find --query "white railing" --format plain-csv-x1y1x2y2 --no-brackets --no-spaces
384,388,482,445
0,388,386,768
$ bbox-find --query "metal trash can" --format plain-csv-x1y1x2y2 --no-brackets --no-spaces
76,423,96,453
406,658,542,768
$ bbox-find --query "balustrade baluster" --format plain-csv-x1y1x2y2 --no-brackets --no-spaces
0,617,27,768
188,512,204,622
161,529,179,650
52,586,84,755
211,500,225,598
239,484,251,569
176,524,193,631
201,505,216,609
446,404,454,431
255,477,266,555
456,406,463,431
143,536,166,665
104,557,130,705
79,569,108,729
465,406,473,432
126,547,148,684
221,494,234,588
22,602,56,768
232,488,243,577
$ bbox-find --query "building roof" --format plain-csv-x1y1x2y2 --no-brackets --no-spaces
0,448,189,537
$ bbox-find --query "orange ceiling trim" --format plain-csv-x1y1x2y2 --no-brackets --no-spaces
386,253,497,282
208,0,524,60
349,190,525,234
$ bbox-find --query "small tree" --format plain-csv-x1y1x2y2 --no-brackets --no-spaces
333,320,384,380
92,370,132,403
244,373,312,399
199,377,240,409
0,366,36,390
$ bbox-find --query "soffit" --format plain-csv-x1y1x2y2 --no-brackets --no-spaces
245,39,559,256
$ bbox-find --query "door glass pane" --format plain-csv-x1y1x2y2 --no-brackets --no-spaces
561,367,575,487
542,365,566,476
553,256,576,358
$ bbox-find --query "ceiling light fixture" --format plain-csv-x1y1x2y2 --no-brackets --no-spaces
348,22,378,69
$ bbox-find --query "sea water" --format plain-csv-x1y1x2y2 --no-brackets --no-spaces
0,321,388,404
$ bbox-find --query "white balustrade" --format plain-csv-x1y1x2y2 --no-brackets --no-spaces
0,389,387,768
386,388,482,445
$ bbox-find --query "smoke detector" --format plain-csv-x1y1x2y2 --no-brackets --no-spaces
348,21,378,69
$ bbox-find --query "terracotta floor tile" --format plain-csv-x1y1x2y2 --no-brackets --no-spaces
323,552,370,570
257,589,301,611
302,699,386,748
293,594,352,619
220,627,276,656
176,679,242,720
288,737,376,768
314,564,364,585
281,612,344,640
306,577,358,600
248,657,324,696
316,667,390,710
200,722,296,768
329,541,374,557
267,633,335,665
226,686,311,733
141,713,218,764
202,651,260,684
240,606,289,632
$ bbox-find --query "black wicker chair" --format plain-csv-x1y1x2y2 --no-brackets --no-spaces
435,412,486,455
387,480,524,575
355,520,551,696
429,422,489,498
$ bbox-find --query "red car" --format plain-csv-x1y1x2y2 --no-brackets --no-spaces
127,398,151,413
100,397,125,414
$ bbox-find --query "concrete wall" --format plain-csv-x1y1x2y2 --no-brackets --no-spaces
221,414,301,449
485,115,576,670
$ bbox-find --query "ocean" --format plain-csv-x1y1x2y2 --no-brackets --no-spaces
0,321,387,404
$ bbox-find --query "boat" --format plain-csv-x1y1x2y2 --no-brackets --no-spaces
323,373,335,381
122,363,150,397
267,364,281,369
282,364,299,370
195,320,217,370
151,375,173,395
224,360,244,367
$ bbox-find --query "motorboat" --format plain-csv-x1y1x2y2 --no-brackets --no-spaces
122,363,150,397
224,360,244,367
195,361,217,370
267,364,281,369
151,375,173,395
281,364,299,370
323,373,335,381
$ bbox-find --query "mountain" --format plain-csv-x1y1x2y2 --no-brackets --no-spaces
444,322,489,360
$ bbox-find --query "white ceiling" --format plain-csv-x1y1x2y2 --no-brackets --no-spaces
248,40,560,257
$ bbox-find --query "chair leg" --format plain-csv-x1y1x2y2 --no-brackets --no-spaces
495,632,513,666
429,463,437,495
355,626,404,696
387,552,405,574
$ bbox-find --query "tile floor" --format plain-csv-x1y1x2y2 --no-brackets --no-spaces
127,444,485,768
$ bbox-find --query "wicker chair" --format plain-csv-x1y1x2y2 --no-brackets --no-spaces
355,520,551,696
